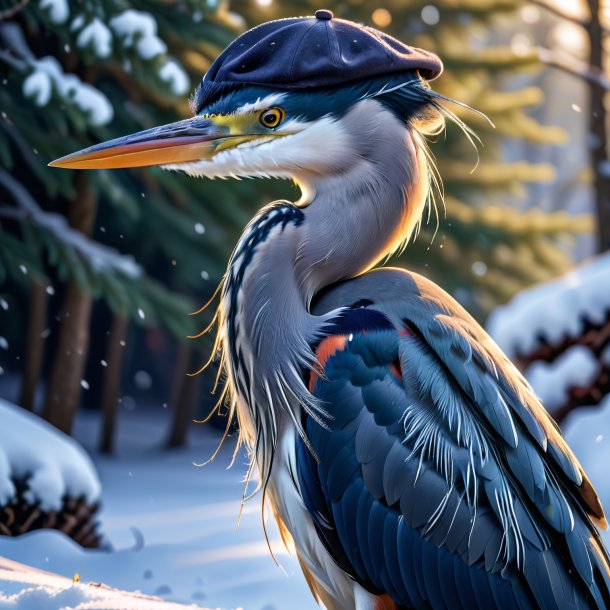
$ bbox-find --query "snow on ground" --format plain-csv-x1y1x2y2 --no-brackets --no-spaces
0,407,316,610
0,399,100,510
0,556,214,610
526,345,599,414
488,251,610,359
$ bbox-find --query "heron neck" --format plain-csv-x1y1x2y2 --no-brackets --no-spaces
295,119,427,304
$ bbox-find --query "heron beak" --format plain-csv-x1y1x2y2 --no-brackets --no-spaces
48,116,230,170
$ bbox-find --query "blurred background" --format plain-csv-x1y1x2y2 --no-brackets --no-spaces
0,0,609,608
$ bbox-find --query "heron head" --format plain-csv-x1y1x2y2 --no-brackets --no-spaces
49,73,445,181
49,12,455,185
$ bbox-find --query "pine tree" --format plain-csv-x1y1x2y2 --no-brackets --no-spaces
0,0,242,434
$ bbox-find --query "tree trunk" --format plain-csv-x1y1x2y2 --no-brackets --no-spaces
43,173,96,434
586,0,610,252
99,315,128,454
167,345,201,448
20,281,48,411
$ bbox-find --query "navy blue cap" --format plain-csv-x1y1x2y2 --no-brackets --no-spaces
202,12,442,92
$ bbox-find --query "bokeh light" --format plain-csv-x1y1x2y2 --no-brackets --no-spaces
511,33,533,56
520,5,541,24
372,8,392,28
551,21,587,56
421,5,440,26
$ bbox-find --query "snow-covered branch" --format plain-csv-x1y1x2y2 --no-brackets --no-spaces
0,169,142,279
1,23,113,124
538,47,610,91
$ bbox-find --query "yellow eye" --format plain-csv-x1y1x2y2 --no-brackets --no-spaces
260,107,285,129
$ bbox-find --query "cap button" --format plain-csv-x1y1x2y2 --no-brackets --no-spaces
315,9,333,20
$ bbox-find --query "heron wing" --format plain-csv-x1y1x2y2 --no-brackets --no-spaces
299,268,610,610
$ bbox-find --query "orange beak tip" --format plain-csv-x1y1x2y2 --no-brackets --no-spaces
46,117,228,170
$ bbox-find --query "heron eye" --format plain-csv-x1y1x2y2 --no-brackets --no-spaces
260,107,285,129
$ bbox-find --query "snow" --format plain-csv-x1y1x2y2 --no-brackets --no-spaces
488,252,610,358
70,15,85,32
159,60,190,96
22,57,112,126
39,0,69,24
0,400,100,511
110,11,167,60
22,71,51,106
0,556,215,610
526,345,599,414
0,407,316,610
76,19,112,59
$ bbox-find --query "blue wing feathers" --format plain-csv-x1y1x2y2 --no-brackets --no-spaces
506,438,547,505
301,276,610,608
324,444,360,502
356,483,377,581
437,549,460,608
396,518,425,607
338,480,369,580
355,411,391,463
368,500,389,582
383,442,411,506
469,563,497,608
547,439,583,486
452,554,481,609
421,540,447,609
408,520,428,603
383,514,410,602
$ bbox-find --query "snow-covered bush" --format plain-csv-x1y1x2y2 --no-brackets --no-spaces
488,252,610,420
0,399,102,547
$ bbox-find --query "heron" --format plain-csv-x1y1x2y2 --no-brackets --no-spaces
50,10,610,610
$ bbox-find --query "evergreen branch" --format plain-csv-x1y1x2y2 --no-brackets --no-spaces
538,47,610,91
0,0,29,22
0,169,142,279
